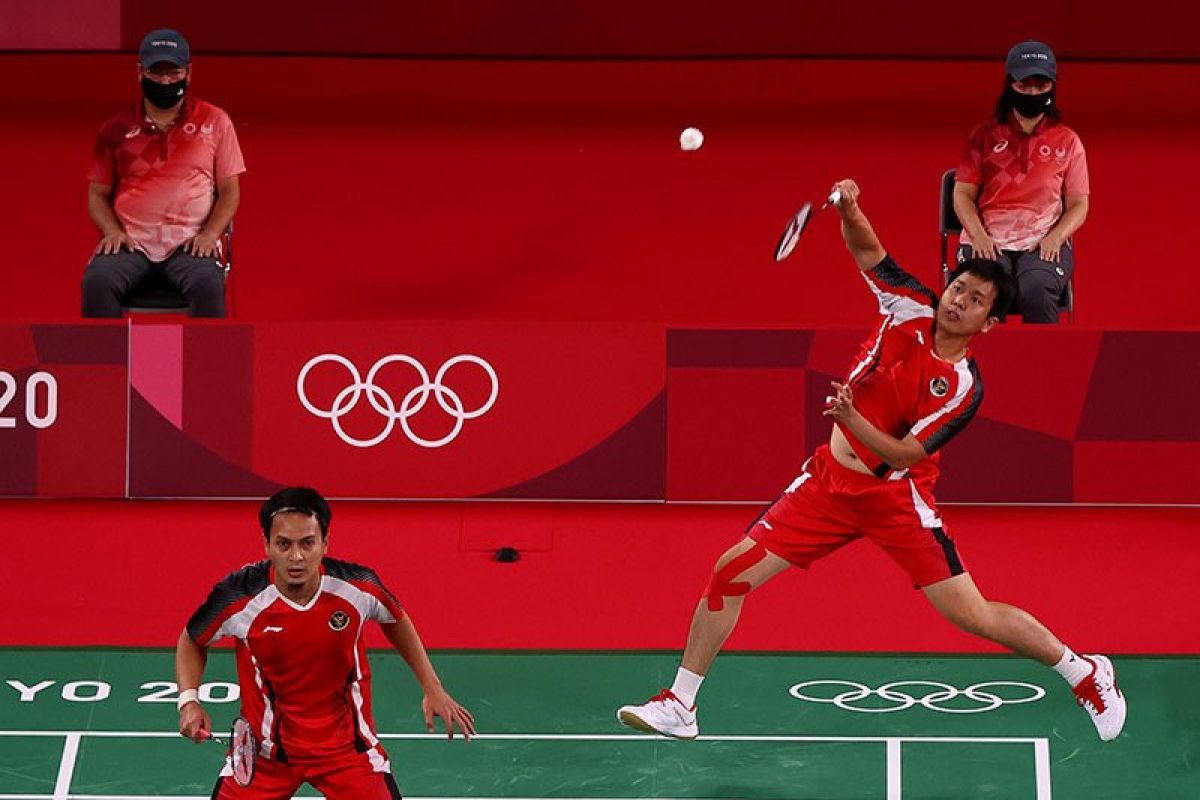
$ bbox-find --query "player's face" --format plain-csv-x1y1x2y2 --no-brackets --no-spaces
938,273,999,336
266,513,328,594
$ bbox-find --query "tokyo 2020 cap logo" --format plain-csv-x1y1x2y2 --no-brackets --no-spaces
296,354,499,449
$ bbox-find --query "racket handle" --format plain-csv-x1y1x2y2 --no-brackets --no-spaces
828,189,843,206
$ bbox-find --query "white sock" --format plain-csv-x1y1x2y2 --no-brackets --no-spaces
670,667,704,708
1052,647,1093,686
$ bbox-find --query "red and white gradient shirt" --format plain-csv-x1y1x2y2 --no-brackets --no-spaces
956,115,1088,251
186,558,403,767
839,256,984,486
88,97,246,262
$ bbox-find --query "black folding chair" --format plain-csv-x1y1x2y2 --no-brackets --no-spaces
939,168,1073,322
121,222,235,316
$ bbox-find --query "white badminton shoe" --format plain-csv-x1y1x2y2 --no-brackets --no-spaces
1071,654,1126,741
617,689,699,739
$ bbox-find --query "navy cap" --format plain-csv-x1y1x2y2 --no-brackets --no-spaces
1006,40,1056,82
139,28,190,67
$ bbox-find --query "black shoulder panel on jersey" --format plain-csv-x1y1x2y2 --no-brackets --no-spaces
874,256,939,306
323,557,402,607
185,561,271,642
922,359,985,455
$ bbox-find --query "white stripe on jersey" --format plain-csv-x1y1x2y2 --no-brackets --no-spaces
347,633,390,772
910,359,974,438
250,649,278,760
861,270,935,325
846,315,890,385
323,575,397,625
215,585,279,642
908,480,943,529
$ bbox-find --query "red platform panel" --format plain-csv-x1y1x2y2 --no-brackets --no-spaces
0,323,127,497
127,321,666,499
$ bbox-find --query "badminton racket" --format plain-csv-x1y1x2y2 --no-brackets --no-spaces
207,716,256,787
773,189,843,262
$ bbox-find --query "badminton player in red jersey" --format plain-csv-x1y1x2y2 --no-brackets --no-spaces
618,179,1125,742
176,487,474,798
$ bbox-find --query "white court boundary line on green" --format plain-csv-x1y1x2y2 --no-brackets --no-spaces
0,731,1052,800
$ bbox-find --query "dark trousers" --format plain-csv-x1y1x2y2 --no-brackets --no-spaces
81,248,226,318
957,243,1074,323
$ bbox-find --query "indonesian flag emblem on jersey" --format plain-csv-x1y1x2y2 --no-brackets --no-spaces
841,256,985,484
186,558,404,767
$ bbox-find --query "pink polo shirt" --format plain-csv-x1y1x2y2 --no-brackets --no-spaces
88,97,246,262
956,115,1088,251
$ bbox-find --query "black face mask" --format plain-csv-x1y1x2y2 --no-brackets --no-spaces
141,76,187,110
1007,85,1055,119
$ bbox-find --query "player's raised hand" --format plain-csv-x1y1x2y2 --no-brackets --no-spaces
823,381,856,421
831,179,861,215
179,700,214,744
422,687,476,740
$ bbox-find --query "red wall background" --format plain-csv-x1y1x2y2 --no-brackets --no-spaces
3,55,1199,328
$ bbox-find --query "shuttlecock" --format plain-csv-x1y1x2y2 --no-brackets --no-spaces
679,127,704,151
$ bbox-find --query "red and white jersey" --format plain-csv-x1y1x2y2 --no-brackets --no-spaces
88,97,246,262
956,115,1088,251
186,558,403,766
840,256,984,486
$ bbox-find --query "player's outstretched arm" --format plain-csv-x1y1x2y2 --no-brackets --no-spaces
833,179,888,272
175,628,214,743
824,381,927,468
381,617,476,740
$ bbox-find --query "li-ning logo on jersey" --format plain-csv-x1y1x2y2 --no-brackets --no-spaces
929,377,950,397
993,139,1009,153
328,611,350,631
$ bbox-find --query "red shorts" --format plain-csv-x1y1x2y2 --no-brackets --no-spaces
749,445,966,588
212,748,401,800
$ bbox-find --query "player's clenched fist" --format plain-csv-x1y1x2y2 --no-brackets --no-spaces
179,700,213,743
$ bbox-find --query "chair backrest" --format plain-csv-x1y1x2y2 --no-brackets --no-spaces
939,168,960,236
121,222,234,315
939,168,960,282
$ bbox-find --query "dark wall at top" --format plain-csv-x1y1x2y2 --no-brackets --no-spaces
3,0,1195,58
117,1,1199,59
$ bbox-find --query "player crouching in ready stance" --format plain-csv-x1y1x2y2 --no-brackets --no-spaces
617,179,1125,742
177,487,475,798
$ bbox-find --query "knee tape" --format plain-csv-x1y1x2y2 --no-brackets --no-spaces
703,542,769,612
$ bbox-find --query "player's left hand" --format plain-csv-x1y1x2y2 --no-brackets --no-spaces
1038,232,1065,263
422,687,476,740
185,231,222,259
823,381,856,422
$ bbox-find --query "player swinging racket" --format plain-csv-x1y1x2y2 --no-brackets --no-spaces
176,487,475,798
617,179,1125,743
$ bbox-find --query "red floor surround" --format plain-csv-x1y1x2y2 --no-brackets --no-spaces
4,500,1196,654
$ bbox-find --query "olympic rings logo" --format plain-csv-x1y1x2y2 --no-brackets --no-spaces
296,354,499,449
788,680,1045,714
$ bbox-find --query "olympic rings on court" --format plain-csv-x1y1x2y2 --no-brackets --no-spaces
297,353,499,449
788,680,1046,714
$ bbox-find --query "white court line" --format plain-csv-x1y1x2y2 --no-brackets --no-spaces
1034,738,1053,800
886,738,902,800
51,733,80,800
0,731,1051,800
0,730,1047,743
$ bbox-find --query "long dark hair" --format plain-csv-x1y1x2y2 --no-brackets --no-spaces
994,76,1062,125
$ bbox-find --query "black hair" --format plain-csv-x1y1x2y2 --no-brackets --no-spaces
994,75,1062,125
259,486,332,540
948,258,1016,318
